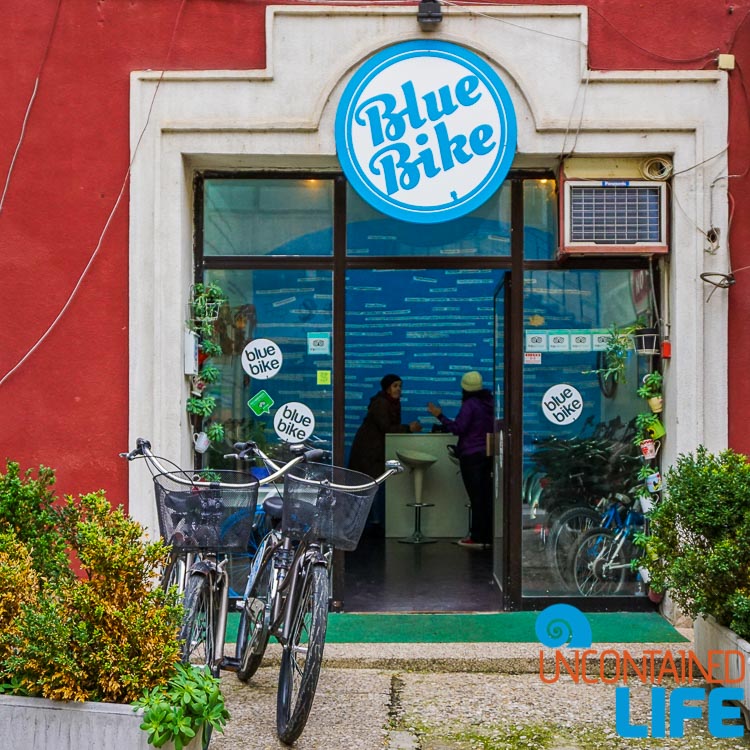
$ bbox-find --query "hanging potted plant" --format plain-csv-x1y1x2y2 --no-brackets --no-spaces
583,322,640,396
187,282,228,450
637,371,663,413
632,325,660,356
633,411,665,446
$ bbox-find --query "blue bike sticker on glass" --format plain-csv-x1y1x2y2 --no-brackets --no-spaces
335,40,517,224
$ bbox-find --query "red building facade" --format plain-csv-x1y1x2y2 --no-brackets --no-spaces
2,1,747,608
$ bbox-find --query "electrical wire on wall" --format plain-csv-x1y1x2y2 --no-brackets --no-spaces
0,0,62,218
0,0,188,388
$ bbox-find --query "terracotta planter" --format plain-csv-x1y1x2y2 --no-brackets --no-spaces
0,695,202,750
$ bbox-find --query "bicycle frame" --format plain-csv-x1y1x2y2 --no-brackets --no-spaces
587,507,644,575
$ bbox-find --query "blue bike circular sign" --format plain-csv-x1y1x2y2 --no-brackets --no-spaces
336,40,517,224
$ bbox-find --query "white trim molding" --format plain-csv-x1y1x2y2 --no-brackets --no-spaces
129,4,728,531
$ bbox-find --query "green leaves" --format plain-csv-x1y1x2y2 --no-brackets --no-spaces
186,395,217,418
643,446,750,638
0,473,183,703
134,663,229,748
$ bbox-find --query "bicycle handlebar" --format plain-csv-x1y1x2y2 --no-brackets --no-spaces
121,437,308,489
122,438,403,492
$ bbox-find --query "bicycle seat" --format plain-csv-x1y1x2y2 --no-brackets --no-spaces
263,494,284,520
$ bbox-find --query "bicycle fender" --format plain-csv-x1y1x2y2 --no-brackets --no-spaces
188,559,216,577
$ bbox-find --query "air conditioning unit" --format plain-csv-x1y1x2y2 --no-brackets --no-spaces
559,178,669,258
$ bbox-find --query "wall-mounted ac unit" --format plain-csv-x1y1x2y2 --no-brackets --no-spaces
559,179,669,258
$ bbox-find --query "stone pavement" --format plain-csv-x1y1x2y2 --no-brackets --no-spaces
210,631,750,750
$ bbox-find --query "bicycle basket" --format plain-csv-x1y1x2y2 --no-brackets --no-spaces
282,463,377,551
152,469,259,553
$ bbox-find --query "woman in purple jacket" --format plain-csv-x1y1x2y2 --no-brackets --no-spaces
427,371,494,548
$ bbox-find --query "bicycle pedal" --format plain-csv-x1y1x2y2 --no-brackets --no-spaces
220,657,240,672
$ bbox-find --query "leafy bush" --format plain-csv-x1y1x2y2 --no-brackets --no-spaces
643,446,750,639
0,461,230,744
0,481,183,703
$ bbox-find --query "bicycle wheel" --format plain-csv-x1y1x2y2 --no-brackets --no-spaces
571,528,628,596
546,506,602,587
276,563,329,745
180,572,218,677
236,545,274,682
161,551,188,595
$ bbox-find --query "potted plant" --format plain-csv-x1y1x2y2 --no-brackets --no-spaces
639,446,750,708
632,325,660,356
637,371,663,413
0,461,229,749
632,411,665,447
583,322,642,397
187,282,228,450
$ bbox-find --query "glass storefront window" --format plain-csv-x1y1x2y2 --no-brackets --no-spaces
203,179,334,256
523,179,558,260
200,268,334,465
346,184,511,257
521,269,654,598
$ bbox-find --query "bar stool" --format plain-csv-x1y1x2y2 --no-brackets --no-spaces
447,445,472,539
396,449,438,544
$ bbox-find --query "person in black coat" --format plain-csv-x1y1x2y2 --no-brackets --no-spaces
349,374,422,526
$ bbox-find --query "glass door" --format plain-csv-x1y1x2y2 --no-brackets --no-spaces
492,275,509,596
521,269,656,600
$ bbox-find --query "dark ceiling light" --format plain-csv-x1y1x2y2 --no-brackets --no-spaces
417,0,442,31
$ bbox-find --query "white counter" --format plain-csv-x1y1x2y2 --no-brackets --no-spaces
384,433,469,539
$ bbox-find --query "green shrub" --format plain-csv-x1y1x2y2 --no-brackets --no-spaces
0,461,230,744
0,462,70,583
0,490,183,703
644,446,750,639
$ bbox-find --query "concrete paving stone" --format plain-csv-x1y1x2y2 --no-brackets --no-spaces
209,630,750,750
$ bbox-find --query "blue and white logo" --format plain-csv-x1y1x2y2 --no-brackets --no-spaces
335,40,517,224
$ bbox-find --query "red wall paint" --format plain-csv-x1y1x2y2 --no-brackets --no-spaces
1,0,750,508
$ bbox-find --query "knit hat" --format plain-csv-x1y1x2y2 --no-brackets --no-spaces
461,371,483,392
381,373,402,391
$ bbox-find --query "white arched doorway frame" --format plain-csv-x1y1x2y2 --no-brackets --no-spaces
129,4,728,533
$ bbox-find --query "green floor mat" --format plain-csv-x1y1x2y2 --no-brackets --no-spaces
224,611,687,644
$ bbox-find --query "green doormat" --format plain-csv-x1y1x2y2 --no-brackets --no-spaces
224,611,687,644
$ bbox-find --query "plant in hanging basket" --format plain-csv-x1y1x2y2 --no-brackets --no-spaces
186,395,216,418
632,326,660,355
189,283,226,327
633,411,662,445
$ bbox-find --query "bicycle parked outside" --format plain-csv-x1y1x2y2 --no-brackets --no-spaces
123,438,323,748
232,440,402,745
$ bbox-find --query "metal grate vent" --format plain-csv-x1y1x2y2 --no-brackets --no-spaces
569,185,662,244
